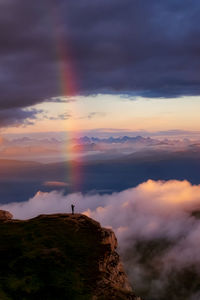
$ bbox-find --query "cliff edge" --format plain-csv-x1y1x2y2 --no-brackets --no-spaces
0,210,141,300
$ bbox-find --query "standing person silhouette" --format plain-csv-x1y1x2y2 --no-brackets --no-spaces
71,204,75,215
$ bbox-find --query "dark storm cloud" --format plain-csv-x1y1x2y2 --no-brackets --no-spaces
1,0,200,121
53,112,72,120
47,97,76,103
0,108,40,127
79,112,106,120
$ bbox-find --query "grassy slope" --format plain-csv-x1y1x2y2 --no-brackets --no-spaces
0,214,108,300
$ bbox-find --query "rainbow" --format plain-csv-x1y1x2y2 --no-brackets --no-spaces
49,2,83,191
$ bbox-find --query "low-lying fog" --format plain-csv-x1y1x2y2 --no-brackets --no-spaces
1,179,200,299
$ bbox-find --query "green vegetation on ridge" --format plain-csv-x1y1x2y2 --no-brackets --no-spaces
0,214,107,300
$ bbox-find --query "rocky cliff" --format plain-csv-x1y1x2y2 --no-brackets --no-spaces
0,210,141,300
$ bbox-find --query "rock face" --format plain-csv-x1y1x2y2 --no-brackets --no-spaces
0,213,141,300
95,227,134,299
0,209,13,220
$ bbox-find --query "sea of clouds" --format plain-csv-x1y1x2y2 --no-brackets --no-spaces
2,179,200,299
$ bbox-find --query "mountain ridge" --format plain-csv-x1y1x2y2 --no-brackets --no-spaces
0,210,141,300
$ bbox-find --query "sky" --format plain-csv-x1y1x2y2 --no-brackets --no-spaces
1,0,200,136
3,95,200,135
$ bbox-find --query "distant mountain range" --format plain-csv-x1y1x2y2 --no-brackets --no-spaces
1,134,195,149
72,135,161,145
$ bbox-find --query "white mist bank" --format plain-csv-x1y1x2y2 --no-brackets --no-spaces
1,179,200,299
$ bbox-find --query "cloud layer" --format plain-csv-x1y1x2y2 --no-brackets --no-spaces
2,179,200,298
1,0,200,126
